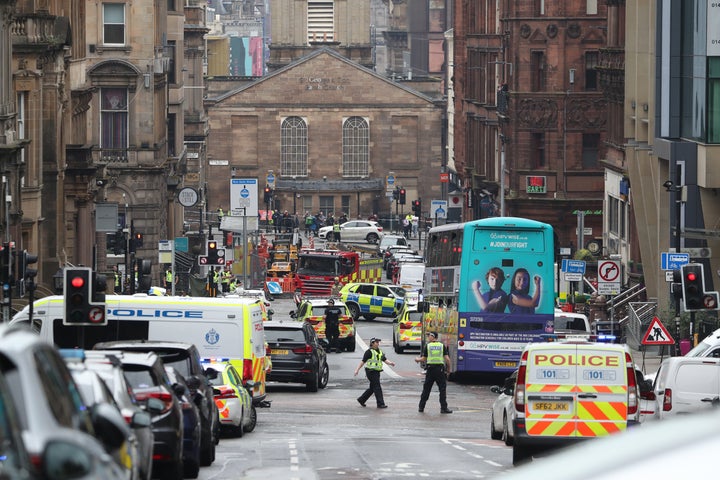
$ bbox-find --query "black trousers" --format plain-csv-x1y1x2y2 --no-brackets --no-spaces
419,366,448,410
326,329,339,351
358,369,385,406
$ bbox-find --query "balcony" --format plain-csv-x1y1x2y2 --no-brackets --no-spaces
497,89,510,117
93,148,137,164
11,14,69,50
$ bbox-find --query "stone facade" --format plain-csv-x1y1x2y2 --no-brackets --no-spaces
205,48,443,220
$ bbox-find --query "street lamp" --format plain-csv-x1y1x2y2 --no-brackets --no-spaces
663,176,686,353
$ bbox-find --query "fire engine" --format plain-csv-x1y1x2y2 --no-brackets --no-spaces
295,248,383,295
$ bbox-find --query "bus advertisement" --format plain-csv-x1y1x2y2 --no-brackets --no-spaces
423,217,555,375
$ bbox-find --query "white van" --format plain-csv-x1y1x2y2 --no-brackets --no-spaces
512,341,637,465
652,356,720,419
396,263,425,290
685,327,720,358
10,294,269,400
553,310,591,335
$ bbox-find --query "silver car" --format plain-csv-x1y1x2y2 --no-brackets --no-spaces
318,220,384,244
490,370,517,446
0,325,128,479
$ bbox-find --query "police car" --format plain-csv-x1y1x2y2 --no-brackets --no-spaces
339,282,407,321
290,297,356,352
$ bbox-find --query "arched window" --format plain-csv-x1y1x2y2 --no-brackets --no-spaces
281,117,307,176
342,117,369,177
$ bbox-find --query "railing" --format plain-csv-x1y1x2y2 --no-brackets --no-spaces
93,148,136,164
10,15,58,45
497,90,510,116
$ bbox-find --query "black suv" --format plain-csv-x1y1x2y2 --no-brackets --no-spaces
93,340,219,467
264,320,329,392
87,349,184,480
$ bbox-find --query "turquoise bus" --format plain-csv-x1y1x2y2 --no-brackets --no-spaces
423,217,555,375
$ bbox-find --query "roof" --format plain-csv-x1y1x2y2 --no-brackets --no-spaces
263,320,304,329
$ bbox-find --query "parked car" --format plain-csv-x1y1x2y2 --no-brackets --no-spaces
340,282,407,321
201,360,257,437
318,220,384,244
652,356,720,420
387,254,424,280
382,245,416,270
392,306,423,353
378,234,408,252
70,352,155,480
94,340,219,466
490,370,517,446
264,320,329,392
65,357,145,480
553,309,592,335
87,350,184,480
685,327,720,358
164,366,202,479
291,297,356,352
0,325,128,480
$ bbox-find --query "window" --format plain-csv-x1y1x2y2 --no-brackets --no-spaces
531,51,545,92
319,196,334,216
167,113,176,157
100,88,128,159
582,133,599,168
166,40,176,84
308,1,334,43
103,3,125,45
585,52,599,91
587,0,598,15
531,133,545,168
536,0,545,16
342,117,369,177
708,58,720,143
280,117,308,177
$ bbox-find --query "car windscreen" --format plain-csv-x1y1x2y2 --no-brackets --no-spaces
264,328,306,343
387,286,407,297
155,352,192,377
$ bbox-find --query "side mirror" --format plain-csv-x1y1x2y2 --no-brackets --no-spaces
186,375,202,390
172,383,188,398
267,308,275,316
43,439,93,479
130,410,152,428
204,367,219,380
244,380,256,391
490,385,501,394
91,403,130,450
289,311,297,318
144,397,165,414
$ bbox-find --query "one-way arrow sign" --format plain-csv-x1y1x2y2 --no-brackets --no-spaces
642,316,675,345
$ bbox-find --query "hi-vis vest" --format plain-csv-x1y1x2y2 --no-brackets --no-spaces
333,223,341,232
365,349,384,371
165,271,173,282
426,342,445,365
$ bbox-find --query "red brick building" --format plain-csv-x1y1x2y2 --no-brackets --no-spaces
454,1,608,250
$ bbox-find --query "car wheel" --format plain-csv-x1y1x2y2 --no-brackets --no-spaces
502,412,513,446
366,233,379,244
160,459,183,480
306,369,320,392
347,303,360,321
346,338,356,352
363,314,376,321
184,455,200,479
319,362,329,389
244,405,257,433
234,410,245,438
200,422,214,466
490,412,502,440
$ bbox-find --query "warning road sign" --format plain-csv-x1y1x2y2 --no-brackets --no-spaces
642,316,675,345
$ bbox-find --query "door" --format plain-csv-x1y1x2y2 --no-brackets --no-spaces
672,360,720,415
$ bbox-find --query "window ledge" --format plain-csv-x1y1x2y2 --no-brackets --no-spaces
96,45,133,55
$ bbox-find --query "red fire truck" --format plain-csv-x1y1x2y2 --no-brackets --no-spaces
295,249,383,295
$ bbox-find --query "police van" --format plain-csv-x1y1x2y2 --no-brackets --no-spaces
10,294,269,401
511,341,638,465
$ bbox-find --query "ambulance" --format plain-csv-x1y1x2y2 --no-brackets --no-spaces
10,294,269,402
511,341,638,465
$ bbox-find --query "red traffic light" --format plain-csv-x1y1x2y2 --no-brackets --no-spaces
71,276,85,288
686,272,697,282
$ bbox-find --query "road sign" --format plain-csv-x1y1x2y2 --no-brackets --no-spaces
597,260,621,295
564,273,583,282
642,316,675,345
661,252,690,270
230,178,259,217
174,237,189,253
431,200,447,219
266,172,275,188
561,259,586,274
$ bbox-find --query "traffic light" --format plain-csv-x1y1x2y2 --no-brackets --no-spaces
137,259,152,292
64,267,106,325
392,188,399,201
134,232,143,248
264,186,273,204
0,243,11,286
93,272,107,304
16,250,38,297
681,263,705,311
207,240,225,265
412,199,421,215
399,188,406,205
